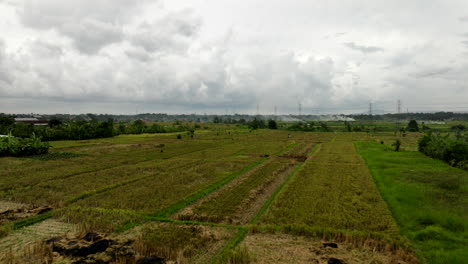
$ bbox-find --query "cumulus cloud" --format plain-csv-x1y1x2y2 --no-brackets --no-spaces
343,42,384,53
18,0,150,53
1,0,468,114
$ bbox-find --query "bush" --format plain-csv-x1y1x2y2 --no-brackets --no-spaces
0,133,49,157
418,132,468,169
268,119,278,129
407,120,419,132
392,139,401,152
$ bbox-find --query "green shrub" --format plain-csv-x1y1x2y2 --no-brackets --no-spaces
418,133,468,169
0,133,49,157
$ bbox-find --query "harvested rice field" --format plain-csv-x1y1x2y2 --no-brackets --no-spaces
0,128,465,263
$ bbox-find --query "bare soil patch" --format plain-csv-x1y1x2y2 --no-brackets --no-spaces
0,204,52,225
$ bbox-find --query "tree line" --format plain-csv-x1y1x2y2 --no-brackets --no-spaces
0,116,193,141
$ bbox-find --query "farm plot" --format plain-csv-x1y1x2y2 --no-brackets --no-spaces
1,129,292,207
5,157,200,206
73,158,253,214
356,141,468,264
176,158,297,224
261,139,399,236
0,130,427,263
175,141,317,224
242,233,414,264
0,138,217,193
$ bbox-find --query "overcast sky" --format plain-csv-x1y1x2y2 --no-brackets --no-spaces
0,0,467,114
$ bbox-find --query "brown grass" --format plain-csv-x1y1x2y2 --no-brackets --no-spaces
243,233,418,264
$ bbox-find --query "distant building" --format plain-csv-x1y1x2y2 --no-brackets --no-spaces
14,118,49,126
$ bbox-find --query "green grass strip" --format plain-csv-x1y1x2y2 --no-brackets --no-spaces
250,162,304,224
274,141,298,156
12,210,53,230
307,142,322,156
211,227,248,264
153,158,269,218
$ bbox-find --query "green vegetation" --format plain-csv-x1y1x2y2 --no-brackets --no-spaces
356,141,468,263
0,133,49,157
407,120,420,132
418,132,468,169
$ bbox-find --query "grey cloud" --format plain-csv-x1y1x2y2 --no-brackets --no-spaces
125,47,152,62
343,42,384,53
0,40,13,86
459,16,468,22
409,67,452,78
1,34,337,112
130,10,201,53
19,0,149,53
462,40,468,48
62,19,123,54
4,0,468,114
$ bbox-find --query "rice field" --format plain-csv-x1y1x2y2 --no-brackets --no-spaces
0,127,461,263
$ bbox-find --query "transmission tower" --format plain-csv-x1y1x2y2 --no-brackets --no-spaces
298,103,302,117
396,99,402,133
369,102,373,116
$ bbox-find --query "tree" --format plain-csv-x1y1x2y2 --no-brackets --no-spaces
406,120,419,132
131,120,146,134
268,120,278,129
48,119,62,128
451,124,466,131
0,116,13,127
248,118,265,129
